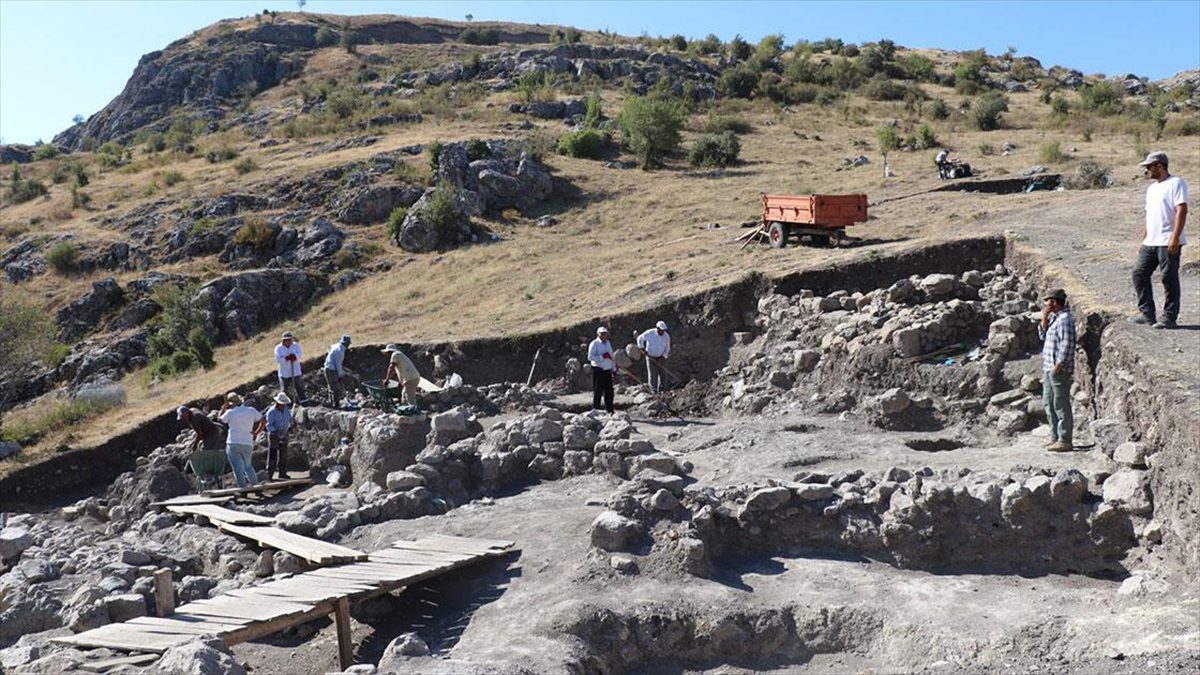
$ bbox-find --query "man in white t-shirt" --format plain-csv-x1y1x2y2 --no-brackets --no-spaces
637,320,672,393
1131,151,1188,329
219,392,264,487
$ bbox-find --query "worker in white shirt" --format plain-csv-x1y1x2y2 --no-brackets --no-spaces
587,326,616,413
275,331,305,404
324,334,351,408
637,320,672,393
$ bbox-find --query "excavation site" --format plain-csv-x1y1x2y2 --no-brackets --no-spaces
2,9,1200,675
2,236,1197,675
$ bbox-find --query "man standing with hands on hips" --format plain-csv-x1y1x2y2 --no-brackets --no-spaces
1130,151,1188,329
1038,289,1076,453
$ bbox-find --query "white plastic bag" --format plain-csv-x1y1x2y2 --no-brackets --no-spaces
447,373,464,388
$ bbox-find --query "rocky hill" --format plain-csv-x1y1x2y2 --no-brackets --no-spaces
1,11,1198,468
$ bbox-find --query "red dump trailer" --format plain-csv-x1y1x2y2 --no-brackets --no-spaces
759,193,868,248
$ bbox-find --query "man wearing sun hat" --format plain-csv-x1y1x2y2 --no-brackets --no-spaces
256,392,294,481
1038,288,1076,453
587,326,616,413
382,343,421,406
637,320,672,393
1131,151,1188,329
275,331,305,403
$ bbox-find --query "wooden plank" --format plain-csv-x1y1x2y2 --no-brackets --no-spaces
166,504,275,525
422,533,517,550
152,495,232,508
213,522,367,564
201,478,313,498
391,541,504,557
335,597,353,671
52,628,191,653
222,601,333,647
126,616,246,632
79,653,160,672
182,599,313,621
153,568,174,617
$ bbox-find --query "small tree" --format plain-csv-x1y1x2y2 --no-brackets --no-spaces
296,0,306,10
727,34,751,61
618,95,684,170
583,93,603,129
717,65,758,99
876,125,900,173
465,13,473,21
72,114,85,125
971,92,1009,131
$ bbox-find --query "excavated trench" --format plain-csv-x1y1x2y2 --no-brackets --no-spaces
3,235,1196,673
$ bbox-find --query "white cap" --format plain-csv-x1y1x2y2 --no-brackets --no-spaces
596,326,608,335
274,392,292,405
382,343,399,353
225,392,243,404
656,320,668,331
281,331,294,339
176,405,190,420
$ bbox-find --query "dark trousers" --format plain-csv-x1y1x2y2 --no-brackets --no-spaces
279,375,305,403
324,368,344,407
267,432,289,478
592,366,614,413
1132,245,1182,323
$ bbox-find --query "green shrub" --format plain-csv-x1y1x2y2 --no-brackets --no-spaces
618,95,685,170
704,115,752,135
915,124,937,149
386,207,408,243
717,65,758,99
465,138,490,161
339,26,358,52
862,75,910,101
876,125,900,163
232,218,276,251
422,184,461,239
693,34,722,55
971,92,1009,131
727,34,751,61
324,88,361,118
0,396,120,445
1172,117,1200,136
187,326,214,369
162,170,185,186
204,146,238,163
315,26,338,46
70,184,90,209
557,129,607,159
901,54,936,82
460,28,500,45
32,144,61,161
0,293,54,381
929,98,950,120
953,50,988,94
1038,140,1068,164
978,143,996,156
583,93,603,129
1078,81,1124,115
427,141,444,174
1051,96,1070,116
688,131,740,167
6,167,48,205
517,70,556,103
233,157,258,175
45,242,79,274
669,34,687,51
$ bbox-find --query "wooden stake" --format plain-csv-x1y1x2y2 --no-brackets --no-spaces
526,347,542,386
153,568,175,617
334,597,352,671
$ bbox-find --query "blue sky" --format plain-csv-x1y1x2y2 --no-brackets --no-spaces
1,0,1198,144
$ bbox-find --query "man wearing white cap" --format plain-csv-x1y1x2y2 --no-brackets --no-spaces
324,335,352,408
1131,151,1188,329
219,392,263,487
588,327,616,413
256,392,294,480
383,344,421,406
637,320,672,393
275,331,305,403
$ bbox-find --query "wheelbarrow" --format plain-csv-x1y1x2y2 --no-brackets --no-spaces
360,380,420,415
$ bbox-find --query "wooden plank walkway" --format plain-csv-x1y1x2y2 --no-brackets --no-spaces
202,478,314,498
212,522,368,565
53,536,516,666
164,504,275,526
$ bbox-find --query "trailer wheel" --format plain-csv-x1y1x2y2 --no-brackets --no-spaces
768,222,787,248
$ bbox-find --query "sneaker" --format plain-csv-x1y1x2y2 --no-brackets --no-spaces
1042,439,1060,448
1152,320,1178,330
278,473,292,480
1046,440,1073,452
1128,315,1155,325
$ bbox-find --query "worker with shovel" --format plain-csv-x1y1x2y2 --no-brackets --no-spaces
587,327,617,414
637,320,672,393
382,343,421,407
274,331,305,404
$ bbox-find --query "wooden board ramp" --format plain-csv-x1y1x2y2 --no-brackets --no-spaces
213,522,368,565
164,503,276,525
53,535,517,671
201,477,313,498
